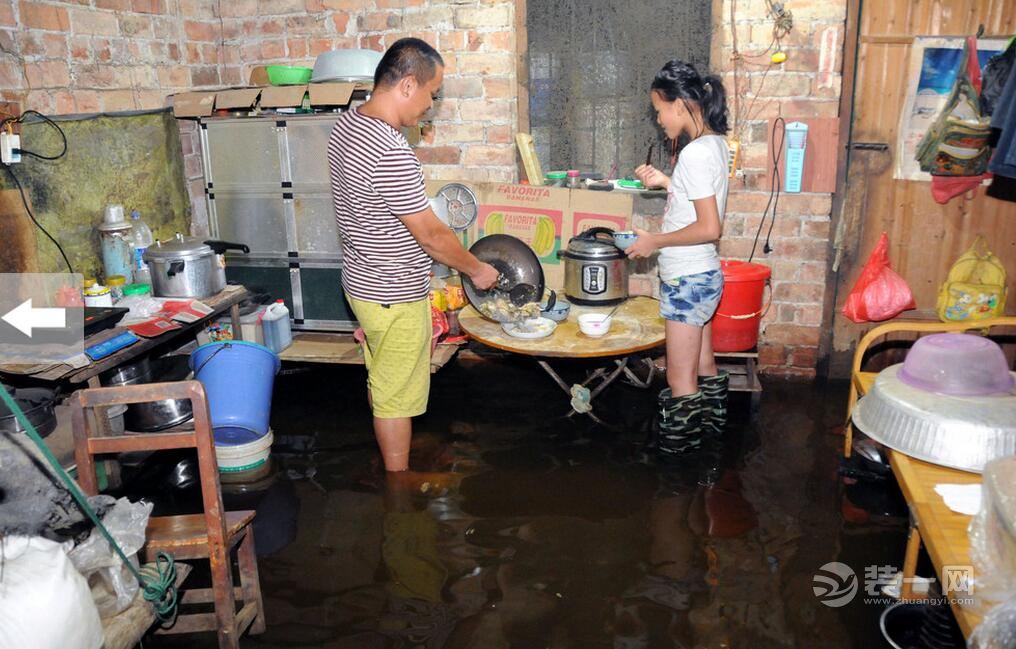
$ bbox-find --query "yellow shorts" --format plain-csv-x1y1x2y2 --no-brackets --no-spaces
349,297,431,418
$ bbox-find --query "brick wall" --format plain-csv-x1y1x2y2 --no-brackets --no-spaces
714,0,846,377
0,0,847,374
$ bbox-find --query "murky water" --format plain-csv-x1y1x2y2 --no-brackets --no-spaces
144,354,908,649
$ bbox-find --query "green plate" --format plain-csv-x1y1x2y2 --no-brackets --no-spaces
616,179,643,189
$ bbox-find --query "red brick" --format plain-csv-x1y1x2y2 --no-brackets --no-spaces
788,345,819,368
220,66,244,86
24,60,70,88
795,304,823,326
96,0,131,9
758,342,786,366
486,124,512,145
99,89,137,112
772,238,827,262
260,39,285,59
287,14,329,34
185,20,218,42
458,98,510,122
803,219,830,239
0,61,20,88
167,43,181,61
359,34,384,52
322,0,370,9
74,89,101,113
482,77,512,98
287,38,308,58
377,0,424,6
799,262,825,283
221,0,256,17
190,66,220,87
441,76,482,98
158,65,189,88
19,31,46,56
332,13,349,33
185,42,202,63
20,2,69,31
763,323,821,346
778,193,832,216
119,14,153,38
726,191,772,213
415,145,460,165
0,2,14,26
94,39,112,62
132,0,165,14
259,0,303,12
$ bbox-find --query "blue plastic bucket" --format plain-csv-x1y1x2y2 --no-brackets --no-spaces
190,341,280,445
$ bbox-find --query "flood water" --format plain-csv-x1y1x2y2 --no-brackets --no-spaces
145,352,910,649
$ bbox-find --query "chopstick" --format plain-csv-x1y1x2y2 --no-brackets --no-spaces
645,142,654,167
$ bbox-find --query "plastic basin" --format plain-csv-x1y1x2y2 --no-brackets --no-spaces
267,65,312,86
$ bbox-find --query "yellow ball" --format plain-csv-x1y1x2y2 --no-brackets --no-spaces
771,51,787,64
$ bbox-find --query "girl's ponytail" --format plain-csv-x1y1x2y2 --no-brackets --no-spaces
701,74,729,135
651,62,729,135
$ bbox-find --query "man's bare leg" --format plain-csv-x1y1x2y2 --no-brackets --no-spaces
375,416,412,471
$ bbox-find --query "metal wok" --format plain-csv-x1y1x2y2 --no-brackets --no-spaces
462,234,554,323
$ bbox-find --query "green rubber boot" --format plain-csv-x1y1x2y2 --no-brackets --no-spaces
656,390,704,459
698,371,729,438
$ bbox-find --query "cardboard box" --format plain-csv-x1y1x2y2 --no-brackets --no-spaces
172,92,216,117
426,181,632,289
215,88,262,111
171,82,366,117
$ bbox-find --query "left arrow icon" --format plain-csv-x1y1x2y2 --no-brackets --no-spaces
2,299,67,337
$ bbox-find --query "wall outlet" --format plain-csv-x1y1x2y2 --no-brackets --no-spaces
1,132,20,164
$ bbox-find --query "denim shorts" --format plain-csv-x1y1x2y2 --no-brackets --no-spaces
660,269,724,326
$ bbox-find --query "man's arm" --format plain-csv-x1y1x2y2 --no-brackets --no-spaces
401,209,499,289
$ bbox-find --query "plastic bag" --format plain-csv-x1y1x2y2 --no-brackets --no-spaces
0,535,104,649
67,496,153,618
968,457,1016,649
841,233,916,323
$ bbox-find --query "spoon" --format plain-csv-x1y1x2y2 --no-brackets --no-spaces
598,301,624,324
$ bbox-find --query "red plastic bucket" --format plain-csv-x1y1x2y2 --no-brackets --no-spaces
712,260,771,352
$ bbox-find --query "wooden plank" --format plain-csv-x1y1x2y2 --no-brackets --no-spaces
101,562,193,649
0,188,39,273
829,0,1016,376
278,332,460,373
889,451,983,638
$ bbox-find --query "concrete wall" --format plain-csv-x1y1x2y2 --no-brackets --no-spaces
0,0,848,375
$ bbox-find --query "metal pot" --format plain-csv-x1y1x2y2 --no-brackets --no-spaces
0,386,58,438
102,355,194,432
559,227,628,306
463,234,552,322
144,234,248,298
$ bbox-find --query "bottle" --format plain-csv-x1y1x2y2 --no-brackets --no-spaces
106,275,127,302
567,169,581,189
83,283,113,307
262,300,292,353
129,210,154,285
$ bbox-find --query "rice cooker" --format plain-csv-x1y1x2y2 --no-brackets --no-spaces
559,227,628,305
144,234,249,298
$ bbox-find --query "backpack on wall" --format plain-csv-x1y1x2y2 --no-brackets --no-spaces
936,236,1008,321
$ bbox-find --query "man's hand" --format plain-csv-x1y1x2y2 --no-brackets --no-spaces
468,262,499,290
634,164,670,190
625,228,658,259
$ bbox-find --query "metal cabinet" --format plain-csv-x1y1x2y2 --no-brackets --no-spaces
200,115,356,331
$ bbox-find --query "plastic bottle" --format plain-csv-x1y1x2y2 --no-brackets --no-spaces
129,210,154,286
261,300,292,353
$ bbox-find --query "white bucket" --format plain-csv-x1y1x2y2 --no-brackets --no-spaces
214,429,273,473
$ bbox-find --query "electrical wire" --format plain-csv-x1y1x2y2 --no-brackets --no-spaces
749,116,785,263
2,163,74,274
0,109,73,273
2,110,68,160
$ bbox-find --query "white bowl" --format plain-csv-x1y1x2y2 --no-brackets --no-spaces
578,313,612,337
311,49,383,83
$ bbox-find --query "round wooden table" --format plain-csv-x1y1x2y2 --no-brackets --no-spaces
459,296,666,425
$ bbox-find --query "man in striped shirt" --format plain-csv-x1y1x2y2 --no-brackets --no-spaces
328,38,498,472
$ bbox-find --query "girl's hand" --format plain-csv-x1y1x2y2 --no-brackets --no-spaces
634,164,669,190
625,228,658,259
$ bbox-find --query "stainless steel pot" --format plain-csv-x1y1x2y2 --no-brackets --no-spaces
0,386,58,438
101,355,194,432
144,235,248,298
559,227,628,306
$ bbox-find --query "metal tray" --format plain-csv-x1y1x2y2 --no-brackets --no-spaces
852,365,1016,473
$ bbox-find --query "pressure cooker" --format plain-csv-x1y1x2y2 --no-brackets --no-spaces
144,234,248,298
559,227,628,305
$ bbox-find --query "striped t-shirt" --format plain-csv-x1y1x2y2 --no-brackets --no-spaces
327,108,431,304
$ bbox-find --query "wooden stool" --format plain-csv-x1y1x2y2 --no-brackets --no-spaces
72,380,266,649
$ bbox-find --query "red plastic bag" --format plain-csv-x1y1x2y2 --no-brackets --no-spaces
841,233,916,323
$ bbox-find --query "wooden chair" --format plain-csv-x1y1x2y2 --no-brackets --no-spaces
844,315,1016,457
72,380,265,649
